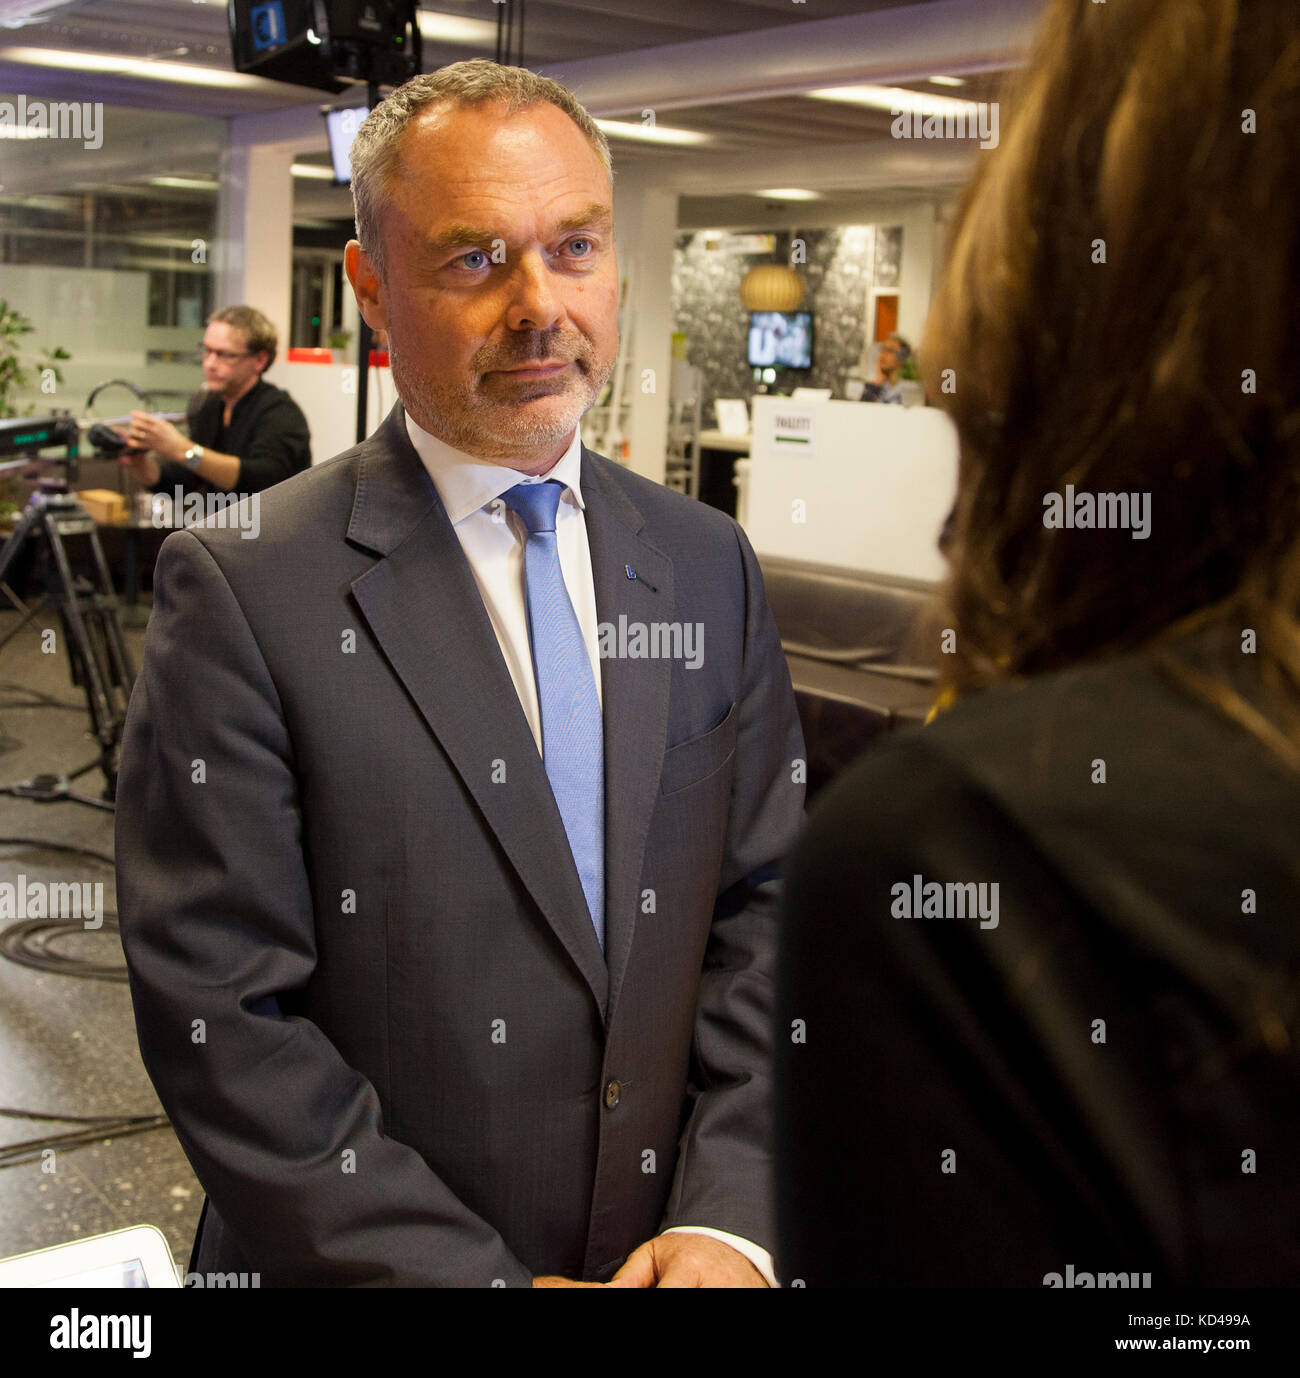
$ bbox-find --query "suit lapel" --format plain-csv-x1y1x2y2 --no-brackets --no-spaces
581,448,674,1017
345,405,609,1013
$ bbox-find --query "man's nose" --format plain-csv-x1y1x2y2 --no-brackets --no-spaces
502,250,563,334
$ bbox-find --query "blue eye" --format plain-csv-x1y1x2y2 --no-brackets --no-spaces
567,239,592,256
459,250,489,270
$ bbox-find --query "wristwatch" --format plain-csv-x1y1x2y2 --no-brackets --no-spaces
182,444,203,471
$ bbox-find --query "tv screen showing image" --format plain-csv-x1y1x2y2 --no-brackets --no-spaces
323,105,370,185
748,311,814,370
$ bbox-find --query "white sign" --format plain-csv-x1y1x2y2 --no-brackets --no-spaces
771,409,816,456
706,233,777,255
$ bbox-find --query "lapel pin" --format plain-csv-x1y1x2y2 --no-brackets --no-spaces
624,564,659,593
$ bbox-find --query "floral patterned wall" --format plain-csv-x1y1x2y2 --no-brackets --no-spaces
671,224,903,427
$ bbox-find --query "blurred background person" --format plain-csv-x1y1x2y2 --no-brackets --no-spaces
117,305,311,497
777,0,1300,1286
859,333,910,404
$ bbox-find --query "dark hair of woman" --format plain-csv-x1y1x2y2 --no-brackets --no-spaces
921,0,1300,767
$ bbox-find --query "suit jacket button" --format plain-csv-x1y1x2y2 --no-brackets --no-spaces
604,1079,622,1109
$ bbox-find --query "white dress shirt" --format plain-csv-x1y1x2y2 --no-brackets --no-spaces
404,411,777,1287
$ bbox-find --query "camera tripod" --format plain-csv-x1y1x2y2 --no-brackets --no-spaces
0,479,135,808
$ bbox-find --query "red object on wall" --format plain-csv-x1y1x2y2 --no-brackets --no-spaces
285,346,389,366
873,293,899,343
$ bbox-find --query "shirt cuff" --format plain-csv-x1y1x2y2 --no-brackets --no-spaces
661,1226,776,1287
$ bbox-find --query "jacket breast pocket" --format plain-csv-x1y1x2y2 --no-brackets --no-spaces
660,702,738,796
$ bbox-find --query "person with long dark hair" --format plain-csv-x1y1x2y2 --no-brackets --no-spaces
776,0,1300,1287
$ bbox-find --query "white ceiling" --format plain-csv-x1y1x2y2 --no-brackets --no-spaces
0,0,1042,225
1,0,975,104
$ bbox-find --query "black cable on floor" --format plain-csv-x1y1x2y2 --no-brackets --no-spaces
0,917,125,981
0,1108,171,1169
0,838,115,867
0,848,171,1167
0,682,88,711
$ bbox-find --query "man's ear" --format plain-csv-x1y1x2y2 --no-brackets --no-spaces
345,240,387,331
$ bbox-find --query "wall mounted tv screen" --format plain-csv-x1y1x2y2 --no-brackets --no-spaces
747,311,814,370
323,104,370,184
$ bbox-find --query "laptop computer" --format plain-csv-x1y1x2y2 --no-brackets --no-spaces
0,1225,179,1288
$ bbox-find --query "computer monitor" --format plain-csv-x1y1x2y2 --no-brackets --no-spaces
747,311,814,370
0,1225,179,1288
323,104,370,184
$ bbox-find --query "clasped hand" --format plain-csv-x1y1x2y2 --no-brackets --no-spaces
533,1233,768,1288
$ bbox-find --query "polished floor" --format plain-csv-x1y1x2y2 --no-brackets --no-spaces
0,594,203,1279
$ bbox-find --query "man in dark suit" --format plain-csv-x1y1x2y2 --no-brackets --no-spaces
114,60,804,1287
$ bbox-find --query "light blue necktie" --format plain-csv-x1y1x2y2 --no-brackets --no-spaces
500,480,605,953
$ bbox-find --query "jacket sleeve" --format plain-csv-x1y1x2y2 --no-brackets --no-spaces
659,518,807,1255
115,529,533,1286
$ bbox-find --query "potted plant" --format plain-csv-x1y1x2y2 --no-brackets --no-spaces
0,299,71,420
0,299,72,531
0,474,23,531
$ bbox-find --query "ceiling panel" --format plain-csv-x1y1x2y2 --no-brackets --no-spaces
1,0,957,110
0,2,1023,219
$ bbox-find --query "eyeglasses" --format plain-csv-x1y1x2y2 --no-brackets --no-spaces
198,345,253,363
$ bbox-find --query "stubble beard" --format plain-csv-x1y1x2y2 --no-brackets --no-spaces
389,331,616,461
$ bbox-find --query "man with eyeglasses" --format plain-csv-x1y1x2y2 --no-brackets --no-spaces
117,305,311,496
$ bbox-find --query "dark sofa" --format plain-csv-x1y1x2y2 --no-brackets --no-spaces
758,555,943,801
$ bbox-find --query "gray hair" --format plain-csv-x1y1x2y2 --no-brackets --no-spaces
350,59,614,281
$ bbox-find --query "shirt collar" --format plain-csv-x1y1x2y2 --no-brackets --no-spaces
404,411,586,526
220,378,266,416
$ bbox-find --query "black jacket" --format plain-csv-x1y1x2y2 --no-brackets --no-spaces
776,630,1300,1286
152,378,310,496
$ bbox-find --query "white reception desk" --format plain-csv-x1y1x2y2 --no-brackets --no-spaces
277,360,396,461
741,395,959,582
